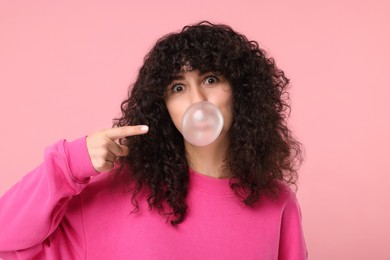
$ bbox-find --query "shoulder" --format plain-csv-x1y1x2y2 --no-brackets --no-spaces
275,181,297,200
271,181,303,220
260,180,299,210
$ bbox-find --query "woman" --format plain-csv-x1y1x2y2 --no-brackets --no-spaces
0,21,307,259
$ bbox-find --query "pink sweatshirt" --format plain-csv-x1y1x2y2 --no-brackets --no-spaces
0,137,307,259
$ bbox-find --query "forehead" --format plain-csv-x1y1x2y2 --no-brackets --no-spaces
171,70,215,81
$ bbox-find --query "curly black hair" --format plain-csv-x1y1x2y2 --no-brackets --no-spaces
113,21,303,225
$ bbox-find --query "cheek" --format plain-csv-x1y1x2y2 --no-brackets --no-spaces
213,94,233,133
221,99,233,130
210,91,233,129
165,101,186,133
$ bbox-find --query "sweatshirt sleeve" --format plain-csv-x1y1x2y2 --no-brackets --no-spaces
0,137,99,253
278,192,308,260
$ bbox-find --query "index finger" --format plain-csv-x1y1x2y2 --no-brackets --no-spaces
104,125,149,140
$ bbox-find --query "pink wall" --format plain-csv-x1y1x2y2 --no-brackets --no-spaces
1,1,389,259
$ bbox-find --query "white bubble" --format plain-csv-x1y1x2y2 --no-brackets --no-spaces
181,101,224,146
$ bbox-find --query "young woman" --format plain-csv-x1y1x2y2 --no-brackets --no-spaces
0,21,307,259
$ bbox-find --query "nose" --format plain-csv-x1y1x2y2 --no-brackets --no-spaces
190,86,207,103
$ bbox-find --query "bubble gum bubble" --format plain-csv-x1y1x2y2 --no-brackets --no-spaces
181,101,224,146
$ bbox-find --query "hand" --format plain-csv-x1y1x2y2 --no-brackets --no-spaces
86,125,149,173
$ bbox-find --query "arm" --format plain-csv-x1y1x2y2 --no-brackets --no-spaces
0,125,148,258
278,191,308,260
0,137,99,252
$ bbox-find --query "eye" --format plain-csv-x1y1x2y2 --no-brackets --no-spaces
204,76,219,85
172,84,185,93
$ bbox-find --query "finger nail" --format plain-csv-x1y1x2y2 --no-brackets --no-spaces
140,125,149,132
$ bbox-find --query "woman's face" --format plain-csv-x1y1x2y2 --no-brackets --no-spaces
164,70,233,145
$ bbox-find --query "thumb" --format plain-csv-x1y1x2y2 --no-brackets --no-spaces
117,144,129,157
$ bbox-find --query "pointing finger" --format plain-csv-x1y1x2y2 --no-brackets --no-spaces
105,125,149,141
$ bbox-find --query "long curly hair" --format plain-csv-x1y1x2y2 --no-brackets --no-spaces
113,21,303,225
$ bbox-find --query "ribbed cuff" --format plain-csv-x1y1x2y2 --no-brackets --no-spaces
64,136,100,183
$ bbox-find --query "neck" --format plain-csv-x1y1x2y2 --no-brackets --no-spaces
185,135,231,179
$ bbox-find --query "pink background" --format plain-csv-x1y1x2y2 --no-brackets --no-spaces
1,1,389,259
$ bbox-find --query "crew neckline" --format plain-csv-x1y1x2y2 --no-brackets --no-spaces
188,168,235,195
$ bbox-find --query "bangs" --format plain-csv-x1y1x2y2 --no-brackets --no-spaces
143,22,250,97
172,24,240,76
